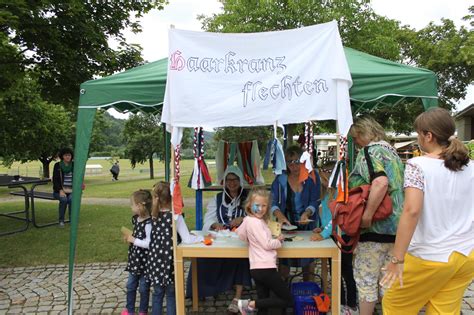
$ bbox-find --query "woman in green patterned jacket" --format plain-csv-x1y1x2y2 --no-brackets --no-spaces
349,117,405,315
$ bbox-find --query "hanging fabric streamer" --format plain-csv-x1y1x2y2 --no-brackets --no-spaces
216,140,264,185
172,145,184,215
331,135,349,203
300,121,316,183
188,127,212,189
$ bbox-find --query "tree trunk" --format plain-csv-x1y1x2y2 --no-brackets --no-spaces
149,155,154,179
287,124,297,146
39,156,52,178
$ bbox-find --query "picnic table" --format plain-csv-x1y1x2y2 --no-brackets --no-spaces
0,175,52,236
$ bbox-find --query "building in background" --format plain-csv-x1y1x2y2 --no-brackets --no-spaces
455,104,474,142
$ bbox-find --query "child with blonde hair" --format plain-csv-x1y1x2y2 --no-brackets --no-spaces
122,189,153,315
236,187,293,314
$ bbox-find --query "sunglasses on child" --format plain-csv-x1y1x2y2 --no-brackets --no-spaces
287,160,301,165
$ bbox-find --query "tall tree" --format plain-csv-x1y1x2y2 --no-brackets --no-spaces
1,1,165,169
123,113,163,179
0,75,73,178
0,1,165,108
397,17,473,110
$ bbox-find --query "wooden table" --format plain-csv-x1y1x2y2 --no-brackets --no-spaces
175,230,340,314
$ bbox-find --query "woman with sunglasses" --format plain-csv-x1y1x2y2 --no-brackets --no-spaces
271,145,321,282
186,165,251,313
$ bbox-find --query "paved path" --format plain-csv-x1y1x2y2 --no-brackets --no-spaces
0,262,473,314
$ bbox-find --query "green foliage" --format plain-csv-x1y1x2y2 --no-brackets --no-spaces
397,17,473,110
123,113,163,178
200,0,401,60
467,141,474,160
0,0,165,170
0,75,73,176
1,0,165,107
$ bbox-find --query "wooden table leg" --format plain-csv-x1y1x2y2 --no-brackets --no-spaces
321,258,329,293
191,258,199,311
331,250,341,315
175,252,185,315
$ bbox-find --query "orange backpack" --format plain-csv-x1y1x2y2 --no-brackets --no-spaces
329,146,393,253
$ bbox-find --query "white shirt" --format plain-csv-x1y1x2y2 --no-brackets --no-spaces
176,214,204,244
404,157,474,262
133,220,152,249
158,210,204,244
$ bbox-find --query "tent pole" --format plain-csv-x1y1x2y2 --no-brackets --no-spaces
67,108,96,315
164,124,171,182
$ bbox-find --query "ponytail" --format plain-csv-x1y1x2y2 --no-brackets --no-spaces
440,137,469,172
414,108,470,172
151,181,172,218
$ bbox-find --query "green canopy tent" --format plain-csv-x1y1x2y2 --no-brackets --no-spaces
67,47,437,313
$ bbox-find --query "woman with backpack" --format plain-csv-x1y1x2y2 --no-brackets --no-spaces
186,165,251,313
349,117,405,315
381,108,473,314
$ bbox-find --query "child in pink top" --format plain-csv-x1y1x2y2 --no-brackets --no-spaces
236,187,293,314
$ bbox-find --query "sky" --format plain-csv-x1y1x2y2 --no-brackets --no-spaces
109,0,473,118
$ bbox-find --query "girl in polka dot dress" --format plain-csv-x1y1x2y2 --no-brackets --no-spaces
147,182,209,315
122,190,153,315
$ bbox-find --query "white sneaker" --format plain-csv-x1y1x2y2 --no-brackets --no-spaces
341,305,359,315
237,299,255,314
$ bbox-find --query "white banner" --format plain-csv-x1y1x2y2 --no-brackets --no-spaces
162,21,353,140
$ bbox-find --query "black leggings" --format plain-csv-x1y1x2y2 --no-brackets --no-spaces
331,235,357,308
250,268,293,314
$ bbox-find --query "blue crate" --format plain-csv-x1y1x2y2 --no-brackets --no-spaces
291,281,324,315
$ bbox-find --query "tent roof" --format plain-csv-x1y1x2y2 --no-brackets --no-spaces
78,47,438,113
344,47,437,113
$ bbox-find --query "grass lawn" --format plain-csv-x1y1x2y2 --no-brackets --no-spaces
0,158,275,267
0,158,275,199
0,202,197,267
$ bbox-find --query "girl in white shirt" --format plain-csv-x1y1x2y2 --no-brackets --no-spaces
381,108,473,314
122,190,153,315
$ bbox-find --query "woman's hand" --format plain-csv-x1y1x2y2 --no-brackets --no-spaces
274,210,291,226
229,217,244,228
299,209,312,225
312,227,322,233
277,234,285,242
59,190,66,197
310,233,324,241
380,262,404,289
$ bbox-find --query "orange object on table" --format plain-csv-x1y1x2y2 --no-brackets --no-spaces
203,238,213,246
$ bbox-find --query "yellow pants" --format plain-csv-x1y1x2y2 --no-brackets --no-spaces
382,251,474,315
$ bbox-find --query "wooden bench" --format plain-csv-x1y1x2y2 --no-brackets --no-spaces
9,190,69,228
